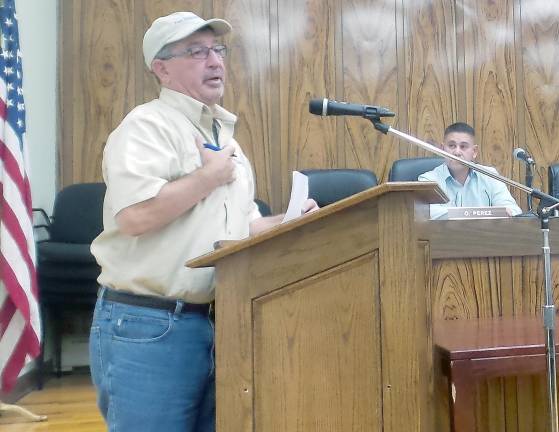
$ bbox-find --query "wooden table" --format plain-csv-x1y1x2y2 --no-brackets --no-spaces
434,316,559,432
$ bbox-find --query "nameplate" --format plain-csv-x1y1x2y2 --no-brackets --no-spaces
447,206,509,220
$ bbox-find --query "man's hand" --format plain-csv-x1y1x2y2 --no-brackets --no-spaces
194,136,236,187
115,136,239,236
301,198,319,214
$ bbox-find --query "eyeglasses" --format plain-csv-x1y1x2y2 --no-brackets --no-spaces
162,44,228,60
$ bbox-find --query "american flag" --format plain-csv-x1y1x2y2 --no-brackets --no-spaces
0,0,40,393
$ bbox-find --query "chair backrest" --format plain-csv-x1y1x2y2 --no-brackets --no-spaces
50,183,106,243
299,169,378,207
388,157,445,182
549,164,559,198
255,198,272,216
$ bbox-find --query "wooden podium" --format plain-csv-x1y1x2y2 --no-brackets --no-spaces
188,183,446,432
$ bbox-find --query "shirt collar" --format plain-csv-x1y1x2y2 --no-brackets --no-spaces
441,162,478,185
158,87,237,125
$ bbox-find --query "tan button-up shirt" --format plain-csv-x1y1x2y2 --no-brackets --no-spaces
91,88,261,303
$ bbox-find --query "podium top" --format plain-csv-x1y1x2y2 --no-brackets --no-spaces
187,181,446,268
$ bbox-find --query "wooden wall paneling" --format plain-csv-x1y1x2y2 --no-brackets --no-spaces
341,0,400,181
141,0,213,104
495,256,516,316
512,0,528,198
66,0,136,185
403,0,458,156
455,0,467,124
215,0,275,209
476,379,507,432
431,258,505,320
278,0,338,207
59,0,73,187
513,255,547,316
520,1,559,196
516,375,547,432
333,1,345,169
431,254,559,319
269,0,281,213
134,0,146,105
432,255,559,431
463,0,519,190
395,0,408,143
476,375,547,432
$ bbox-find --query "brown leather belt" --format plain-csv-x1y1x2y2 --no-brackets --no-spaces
99,287,212,316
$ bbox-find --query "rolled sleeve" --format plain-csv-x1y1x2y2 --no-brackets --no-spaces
103,111,199,215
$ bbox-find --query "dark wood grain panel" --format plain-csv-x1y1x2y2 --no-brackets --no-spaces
214,0,274,208
432,256,559,321
59,0,73,187
520,2,559,195
404,0,458,155
341,0,399,180
278,0,338,206
63,0,136,185
463,0,518,181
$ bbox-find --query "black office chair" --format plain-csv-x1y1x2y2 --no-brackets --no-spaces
549,164,559,198
300,169,378,207
255,198,272,216
34,182,105,384
388,157,445,181
538,164,559,211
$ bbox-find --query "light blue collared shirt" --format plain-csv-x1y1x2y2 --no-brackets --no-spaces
418,163,523,219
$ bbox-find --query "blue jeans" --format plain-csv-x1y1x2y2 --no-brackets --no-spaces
89,292,215,432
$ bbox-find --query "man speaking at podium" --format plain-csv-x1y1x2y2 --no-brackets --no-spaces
88,11,316,432
418,122,522,219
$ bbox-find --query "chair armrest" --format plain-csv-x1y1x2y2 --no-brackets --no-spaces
32,208,51,225
32,208,52,241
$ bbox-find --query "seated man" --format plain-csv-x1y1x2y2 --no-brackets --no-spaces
418,122,522,219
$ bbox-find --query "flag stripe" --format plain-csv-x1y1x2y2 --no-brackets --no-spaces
0,296,16,339
0,310,28,390
1,192,37,297
0,0,40,393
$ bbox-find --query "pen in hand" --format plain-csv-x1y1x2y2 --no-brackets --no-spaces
203,143,221,151
204,143,237,157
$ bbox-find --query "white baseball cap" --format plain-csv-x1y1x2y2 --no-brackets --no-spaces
143,11,232,70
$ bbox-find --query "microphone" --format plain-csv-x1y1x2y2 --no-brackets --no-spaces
513,148,535,213
309,98,395,119
513,148,535,165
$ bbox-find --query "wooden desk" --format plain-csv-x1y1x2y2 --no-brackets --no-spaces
434,317,558,432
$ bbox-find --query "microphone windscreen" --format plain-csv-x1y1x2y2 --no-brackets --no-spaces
309,99,326,115
513,148,525,160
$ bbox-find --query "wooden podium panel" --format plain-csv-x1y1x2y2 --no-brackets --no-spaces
253,254,381,431
189,183,446,432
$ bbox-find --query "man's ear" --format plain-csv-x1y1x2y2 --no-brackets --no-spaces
151,60,169,84
473,144,479,159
